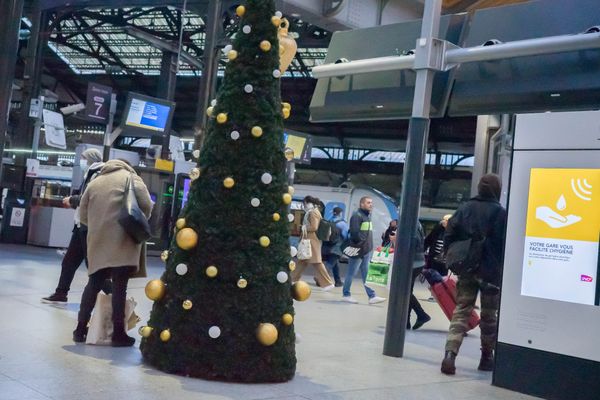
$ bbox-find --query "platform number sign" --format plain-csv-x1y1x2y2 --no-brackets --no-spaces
85,82,112,124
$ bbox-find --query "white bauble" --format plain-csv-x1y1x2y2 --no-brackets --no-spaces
277,271,289,283
275,11,283,18
251,198,260,207
290,246,297,257
244,84,253,93
175,264,188,275
223,44,233,53
261,173,273,184
242,25,251,34
288,214,295,222
272,69,282,78
208,326,221,339
230,131,240,140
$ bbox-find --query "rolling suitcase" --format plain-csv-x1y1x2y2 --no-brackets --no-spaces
430,275,480,331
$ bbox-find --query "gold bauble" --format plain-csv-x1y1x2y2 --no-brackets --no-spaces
176,218,186,229
284,147,294,161
282,313,294,326
190,167,201,181
288,186,295,195
278,19,298,72
145,279,166,301
271,16,282,27
236,5,245,17
282,193,292,205
251,126,263,138
292,281,311,301
176,228,198,250
139,326,153,338
206,265,218,278
182,300,193,310
288,260,296,271
282,108,291,119
160,329,171,342
260,40,272,52
206,106,214,117
160,250,169,262
223,177,235,189
237,278,248,289
227,50,238,61
256,323,278,346
279,45,285,55
282,102,291,110
216,113,228,124
259,236,271,247
272,213,281,222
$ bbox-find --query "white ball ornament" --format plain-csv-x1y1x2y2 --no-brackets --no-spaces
209,326,221,339
210,99,217,107
244,84,254,93
261,173,273,184
277,271,289,283
272,69,282,78
192,149,200,158
223,44,233,53
251,198,261,207
275,11,283,18
230,131,240,140
290,246,298,257
242,25,251,34
175,263,188,276
288,213,295,222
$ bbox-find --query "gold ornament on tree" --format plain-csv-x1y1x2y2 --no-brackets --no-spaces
236,5,245,17
260,40,272,52
237,277,248,289
282,193,292,205
282,313,294,326
182,300,193,310
256,323,278,346
216,113,228,124
160,329,171,342
206,265,218,278
278,18,298,73
223,177,235,189
291,281,311,301
139,326,153,338
190,167,201,181
160,250,169,262
176,228,198,250
272,213,281,222
227,50,238,61
145,279,166,301
251,126,263,138
259,236,271,247
288,260,296,271
175,218,186,229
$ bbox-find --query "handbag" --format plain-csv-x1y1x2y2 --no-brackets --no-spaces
296,225,312,260
446,236,485,276
86,293,140,345
118,173,151,244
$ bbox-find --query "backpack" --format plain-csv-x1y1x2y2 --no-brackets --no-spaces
316,219,332,241
327,220,342,243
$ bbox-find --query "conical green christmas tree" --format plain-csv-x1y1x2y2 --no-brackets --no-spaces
139,0,303,383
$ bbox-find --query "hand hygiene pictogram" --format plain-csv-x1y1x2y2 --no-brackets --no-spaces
535,178,592,229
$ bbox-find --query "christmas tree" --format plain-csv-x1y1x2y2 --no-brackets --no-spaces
139,0,308,383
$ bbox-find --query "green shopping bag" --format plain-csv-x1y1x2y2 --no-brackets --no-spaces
366,246,393,286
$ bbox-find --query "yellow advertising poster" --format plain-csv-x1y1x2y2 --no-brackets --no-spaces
522,168,600,305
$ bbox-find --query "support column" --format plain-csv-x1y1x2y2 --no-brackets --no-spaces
0,0,25,177
193,0,222,151
158,51,178,159
383,0,442,358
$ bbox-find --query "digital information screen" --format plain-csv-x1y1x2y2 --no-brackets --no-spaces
125,98,172,132
521,168,600,306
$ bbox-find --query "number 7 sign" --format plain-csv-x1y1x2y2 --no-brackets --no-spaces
85,82,112,124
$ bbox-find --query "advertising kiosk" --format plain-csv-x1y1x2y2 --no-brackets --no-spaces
494,110,600,400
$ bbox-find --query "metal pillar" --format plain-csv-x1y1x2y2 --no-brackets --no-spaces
0,0,25,179
158,51,178,159
193,0,222,151
14,5,47,153
383,0,442,358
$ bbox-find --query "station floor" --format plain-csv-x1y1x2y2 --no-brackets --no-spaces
0,244,539,400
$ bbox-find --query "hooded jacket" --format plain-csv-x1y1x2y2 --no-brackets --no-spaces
444,174,507,284
348,208,373,257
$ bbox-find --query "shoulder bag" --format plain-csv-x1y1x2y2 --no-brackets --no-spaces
118,173,152,244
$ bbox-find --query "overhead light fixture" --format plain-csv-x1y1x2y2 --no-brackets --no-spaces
374,105,384,109
550,93,561,97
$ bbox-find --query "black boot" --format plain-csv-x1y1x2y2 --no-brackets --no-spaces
412,314,431,330
478,349,495,371
111,321,135,347
73,321,88,343
441,350,457,375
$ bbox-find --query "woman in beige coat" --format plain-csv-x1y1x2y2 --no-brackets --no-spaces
291,196,334,290
73,159,153,346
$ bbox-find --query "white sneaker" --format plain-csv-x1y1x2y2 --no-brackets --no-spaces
341,296,358,304
368,296,386,305
322,284,335,292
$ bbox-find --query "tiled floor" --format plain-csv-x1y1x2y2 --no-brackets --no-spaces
0,244,539,400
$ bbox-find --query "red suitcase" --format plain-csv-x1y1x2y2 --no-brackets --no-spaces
430,276,480,331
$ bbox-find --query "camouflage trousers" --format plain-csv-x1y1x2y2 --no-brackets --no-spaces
445,274,499,354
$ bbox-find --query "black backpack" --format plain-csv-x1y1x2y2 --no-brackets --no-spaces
316,219,333,241
324,219,342,244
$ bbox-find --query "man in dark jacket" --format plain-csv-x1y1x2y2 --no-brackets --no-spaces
441,174,507,375
341,196,386,305
41,148,111,304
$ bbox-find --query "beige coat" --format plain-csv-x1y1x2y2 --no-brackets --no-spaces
302,208,323,264
80,160,153,277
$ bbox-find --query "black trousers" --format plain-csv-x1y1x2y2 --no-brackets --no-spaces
78,267,133,330
409,267,429,321
56,226,111,295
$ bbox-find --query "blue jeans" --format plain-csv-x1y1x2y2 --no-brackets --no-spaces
343,251,375,298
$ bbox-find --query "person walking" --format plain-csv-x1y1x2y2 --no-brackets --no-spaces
407,222,431,330
424,214,452,276
341,196,386,305
322,206,348,287
41,148,111,304
73,159,153,346
291,196,335,291
441,174,507,375
381,219,397,247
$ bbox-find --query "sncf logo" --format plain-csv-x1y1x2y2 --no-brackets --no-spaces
580,275,593,283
